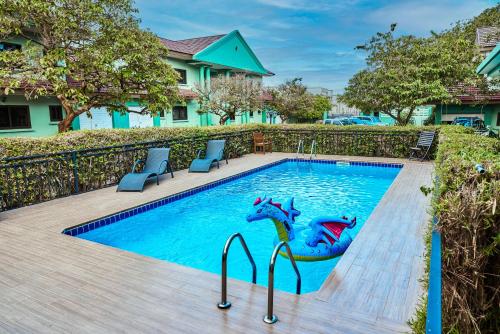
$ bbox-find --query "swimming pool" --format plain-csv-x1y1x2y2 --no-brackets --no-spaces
68,159,401,294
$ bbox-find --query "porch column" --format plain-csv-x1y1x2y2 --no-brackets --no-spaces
199,66,205,88
205,67,211,88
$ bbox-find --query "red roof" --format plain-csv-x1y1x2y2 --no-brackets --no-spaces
449,85,500,104
179,88,198,99
160,34,226,55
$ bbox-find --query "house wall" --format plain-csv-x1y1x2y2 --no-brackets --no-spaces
0,95,61,137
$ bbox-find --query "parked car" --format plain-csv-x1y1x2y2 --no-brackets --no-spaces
351,116,386,126
451,117,499,137
348,117,372,125
324,118,345,125
451,117,485,128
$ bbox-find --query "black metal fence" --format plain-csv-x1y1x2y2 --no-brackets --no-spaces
0,130,255,211
0,128,427,211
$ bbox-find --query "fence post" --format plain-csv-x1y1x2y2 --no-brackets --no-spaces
71,151,79,194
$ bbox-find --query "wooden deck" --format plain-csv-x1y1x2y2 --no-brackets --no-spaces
0,153,433,333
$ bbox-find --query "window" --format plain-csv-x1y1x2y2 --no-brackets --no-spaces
0,42,21,52
249,111,254,117
159,110,165,118
175,69,187,84
374,112,380,117
229,113,235,121
49,105,63,122
172,106,188,121
0,105,31,129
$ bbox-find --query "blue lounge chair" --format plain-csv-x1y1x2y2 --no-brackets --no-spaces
117,148,173,192
189,140,227,173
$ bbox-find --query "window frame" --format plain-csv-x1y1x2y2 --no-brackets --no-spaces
174,68,187,85
49,105,64,122
172,106,188,121
0,105,32,130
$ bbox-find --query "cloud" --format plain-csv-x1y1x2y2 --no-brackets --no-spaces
367,0,492,35
255,0,332,11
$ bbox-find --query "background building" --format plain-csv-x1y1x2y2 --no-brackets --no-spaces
0,30,273,137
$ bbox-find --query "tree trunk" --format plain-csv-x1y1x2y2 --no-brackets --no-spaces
219,115,229,125
58,112,77,132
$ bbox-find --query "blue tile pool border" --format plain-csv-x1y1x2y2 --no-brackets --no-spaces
62,158,403,237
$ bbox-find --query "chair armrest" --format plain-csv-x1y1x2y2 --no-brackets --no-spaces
158,160,169,174
132,159,144,173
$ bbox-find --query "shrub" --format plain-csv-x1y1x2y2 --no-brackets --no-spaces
435,127,499,333
410,126,499,333
0,124,437,210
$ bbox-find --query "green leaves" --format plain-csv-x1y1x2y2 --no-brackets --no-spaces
340,5,499,125
267,78,316,123
194,74,263,125
0,0,180,132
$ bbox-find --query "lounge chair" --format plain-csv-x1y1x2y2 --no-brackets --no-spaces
189,140,227,172
117,148,173,192
409,131,435,161
253,132,272,154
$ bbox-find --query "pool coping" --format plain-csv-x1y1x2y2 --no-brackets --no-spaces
62,158,403,237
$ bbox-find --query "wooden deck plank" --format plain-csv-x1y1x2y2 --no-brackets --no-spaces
0,153,433,333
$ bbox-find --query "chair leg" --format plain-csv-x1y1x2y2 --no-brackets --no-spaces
217,161,220,169
168,162,174,178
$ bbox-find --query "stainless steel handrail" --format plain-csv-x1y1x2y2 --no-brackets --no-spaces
217,233,257,309
263,241,301,324
296,139,304,158
310,140,317,160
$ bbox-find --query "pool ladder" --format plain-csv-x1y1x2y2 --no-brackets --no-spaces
217,233,301,325
296,139,317,160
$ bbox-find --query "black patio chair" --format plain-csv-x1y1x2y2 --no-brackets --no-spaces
409,131,436,161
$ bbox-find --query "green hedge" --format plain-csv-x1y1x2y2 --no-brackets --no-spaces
0,124,437,210
410,126,499,333
435,127,499,333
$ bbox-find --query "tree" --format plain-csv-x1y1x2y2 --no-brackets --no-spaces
194,74,263,125
268,78,313,123
340,16,493,125
0,0,180,132
295,94,331,122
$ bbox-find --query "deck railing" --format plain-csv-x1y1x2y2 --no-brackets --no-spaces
0,128,425,211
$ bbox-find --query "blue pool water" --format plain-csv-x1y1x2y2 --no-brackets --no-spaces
78,161,400,293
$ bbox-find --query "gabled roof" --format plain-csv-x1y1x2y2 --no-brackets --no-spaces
160,34,226,55
160,30,273,76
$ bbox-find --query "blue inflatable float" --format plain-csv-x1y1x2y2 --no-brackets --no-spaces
246,196,356,261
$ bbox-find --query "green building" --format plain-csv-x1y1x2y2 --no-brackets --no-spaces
0,30,274,137
435,32,499,131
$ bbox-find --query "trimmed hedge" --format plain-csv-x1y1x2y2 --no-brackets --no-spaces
0,124,438,158
0,124,437,210
435,127,499,333
410,126,499,333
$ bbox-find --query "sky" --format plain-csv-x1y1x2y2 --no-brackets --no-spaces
135,0,497,93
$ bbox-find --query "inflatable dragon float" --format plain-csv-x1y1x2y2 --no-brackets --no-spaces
246,196,356,261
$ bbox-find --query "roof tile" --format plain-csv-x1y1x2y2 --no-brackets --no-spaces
160,34,226,55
